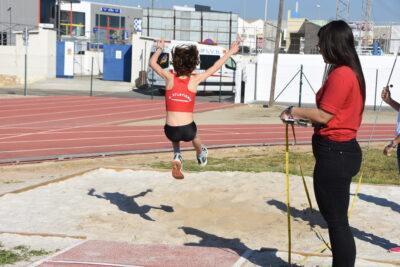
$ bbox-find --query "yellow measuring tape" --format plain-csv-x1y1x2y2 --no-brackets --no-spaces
285,124,292,265
285,122,332,266
295,132,364,265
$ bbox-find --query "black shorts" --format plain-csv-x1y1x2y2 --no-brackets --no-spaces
164,121,197,142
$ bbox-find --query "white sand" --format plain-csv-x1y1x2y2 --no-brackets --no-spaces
0,169,399,266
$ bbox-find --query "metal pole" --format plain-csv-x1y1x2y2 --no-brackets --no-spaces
254,62,258,100
70,2,73,37
119,15,121,43
219,68,222,103
264,0,268,22
298,65,303,107
90,57,94,96
147,7,150,36
151,68,154,100
24,52,27,96
200,11,203,42
173,10,176,40
8,7,11,45
228,12,232,47
274,69,301,102
374,69,378,111
24,27,28,96
268,0,285,107
263,0,268,52
57,0,61,41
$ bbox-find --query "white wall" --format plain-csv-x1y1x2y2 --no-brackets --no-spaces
390,25,400,55
0,46,18,77
0,28,56,85
131,34,153,87
243,53,400,107
74,51,103,76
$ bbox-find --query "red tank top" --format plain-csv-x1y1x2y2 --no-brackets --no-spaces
165,74,196,113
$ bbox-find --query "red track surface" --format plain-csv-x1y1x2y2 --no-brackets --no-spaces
0,96,394,164
38,240,244,267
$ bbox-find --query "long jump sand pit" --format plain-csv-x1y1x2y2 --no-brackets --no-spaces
0,168,399,266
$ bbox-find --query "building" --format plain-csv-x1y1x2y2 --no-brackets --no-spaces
238,18,263,53
373,25,392,54
142,5,238,48
390,25,400,54
238,18,280,54
59,1,142,45
0,0,57,45
285,10,325,54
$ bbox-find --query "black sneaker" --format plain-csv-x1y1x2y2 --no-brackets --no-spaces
172,153,184,179
197,147,208,166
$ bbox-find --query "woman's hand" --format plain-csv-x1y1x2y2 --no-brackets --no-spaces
280,107,294,123
381,86,391,104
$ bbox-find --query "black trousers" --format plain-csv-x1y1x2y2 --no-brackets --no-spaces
312,134,362,267
397,146,400,174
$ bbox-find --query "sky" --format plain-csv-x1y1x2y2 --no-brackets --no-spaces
87,0,400,23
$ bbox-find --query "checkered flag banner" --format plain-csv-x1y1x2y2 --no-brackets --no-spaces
133,18,142,33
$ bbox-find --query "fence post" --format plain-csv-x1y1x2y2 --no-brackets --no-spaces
254,62,258,101
298,65,303,107
219,67,223,103
90,57,94,96
374,69,379,111
151,68,155,100
23,27,29,96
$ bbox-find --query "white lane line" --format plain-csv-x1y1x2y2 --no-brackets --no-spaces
0,137,296,154
0,107,164,129
42,260,143,267
0,114,165,142
0,131,311,144
0,101,164,120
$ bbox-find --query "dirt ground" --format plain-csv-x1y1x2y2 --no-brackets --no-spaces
1,95,399,266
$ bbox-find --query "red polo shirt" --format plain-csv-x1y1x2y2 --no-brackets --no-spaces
315,66,364,141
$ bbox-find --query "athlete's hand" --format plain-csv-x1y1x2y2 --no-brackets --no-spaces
381,86,391,104
229,35,242,55
384,140,396,156
155,39,165,50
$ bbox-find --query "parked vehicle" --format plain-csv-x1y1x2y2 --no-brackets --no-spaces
148,40,237,94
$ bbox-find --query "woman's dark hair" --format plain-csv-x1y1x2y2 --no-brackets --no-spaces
172,45,200,77
318,20,366,106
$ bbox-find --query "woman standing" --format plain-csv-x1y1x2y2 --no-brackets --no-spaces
280,20,365,266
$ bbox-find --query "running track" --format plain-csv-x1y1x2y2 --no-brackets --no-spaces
0,96,394,164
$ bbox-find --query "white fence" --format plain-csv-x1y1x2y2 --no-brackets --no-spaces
239,53,400,107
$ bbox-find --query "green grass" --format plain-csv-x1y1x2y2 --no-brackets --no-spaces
150,148,400,185
0,243,50,265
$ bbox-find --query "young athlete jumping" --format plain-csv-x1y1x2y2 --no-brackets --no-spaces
149,37,241,179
